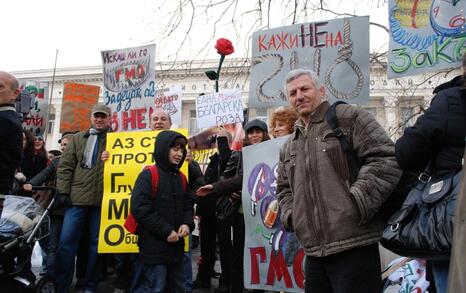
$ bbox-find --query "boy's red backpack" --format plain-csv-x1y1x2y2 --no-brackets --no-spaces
124,165,188,235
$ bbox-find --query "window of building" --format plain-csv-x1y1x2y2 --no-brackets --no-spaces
255,108,268,125
47,113,55,135
364,107,377,119
189,110,198,135
400,106,415,129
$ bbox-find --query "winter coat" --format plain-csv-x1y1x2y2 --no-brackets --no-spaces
20,153,48,182
27,157,64,215
277,101,402,257
212,150,243,197
0,105,22,194
188,160,204,192
396,85,465,177
131,130,195,264
394,77,466,293
197,136,231,216
56,128,109,206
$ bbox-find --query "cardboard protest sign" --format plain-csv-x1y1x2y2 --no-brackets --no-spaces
20,81,49,136
188,123,245,152
98,129,189,253
60,83,100,132
195,89,243,129
388,0,466,78
154,85,182,126
250,16,370,107
242,136,304,292
101,44,157,132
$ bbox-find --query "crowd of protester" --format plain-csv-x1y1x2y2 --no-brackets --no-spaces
0,52,464,293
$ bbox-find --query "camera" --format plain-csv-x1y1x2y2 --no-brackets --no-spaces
15,89,35,118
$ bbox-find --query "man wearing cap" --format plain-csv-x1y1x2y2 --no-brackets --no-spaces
0,71,22,194
54,103,111,293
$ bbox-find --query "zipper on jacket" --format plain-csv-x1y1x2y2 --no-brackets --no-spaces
301,131,325,256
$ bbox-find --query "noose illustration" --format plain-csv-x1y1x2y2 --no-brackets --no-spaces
324,18,364,100
252,54,287,102
290,50,299,70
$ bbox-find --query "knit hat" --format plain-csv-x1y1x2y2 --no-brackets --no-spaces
244,119,268,133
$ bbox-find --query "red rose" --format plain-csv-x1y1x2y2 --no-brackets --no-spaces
215,38,234,56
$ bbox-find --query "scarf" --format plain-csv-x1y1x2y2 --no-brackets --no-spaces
82,128,104,169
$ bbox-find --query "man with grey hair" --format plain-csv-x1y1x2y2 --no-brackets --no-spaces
277,69,401,293
0,71,22,194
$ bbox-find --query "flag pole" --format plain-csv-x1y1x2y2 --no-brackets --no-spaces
44,49,58,144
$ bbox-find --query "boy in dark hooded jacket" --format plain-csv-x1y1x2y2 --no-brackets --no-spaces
132,130,195,293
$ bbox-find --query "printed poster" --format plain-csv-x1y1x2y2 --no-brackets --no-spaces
98,129,189,253
60,83,100,132
101,44,157,132
388,0,466,78
242,136,304,292
20,81,49,136
250,16,370,107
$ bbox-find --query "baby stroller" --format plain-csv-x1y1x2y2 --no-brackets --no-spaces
0,186,57,292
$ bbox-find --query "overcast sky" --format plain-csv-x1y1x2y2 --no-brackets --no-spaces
2,0,389,72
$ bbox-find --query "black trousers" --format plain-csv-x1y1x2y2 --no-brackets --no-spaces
305,243,382,293
230,213,245,293
197,214,235,287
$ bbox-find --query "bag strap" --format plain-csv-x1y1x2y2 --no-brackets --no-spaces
180,172,188,192
144,165,159,199
145,165,188,200
324,101,361,182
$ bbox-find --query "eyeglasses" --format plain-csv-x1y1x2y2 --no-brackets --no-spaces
35,137,44,141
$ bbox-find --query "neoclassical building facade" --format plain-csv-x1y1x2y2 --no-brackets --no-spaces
12,58,461,150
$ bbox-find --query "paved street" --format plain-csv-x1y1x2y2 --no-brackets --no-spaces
32,244,400,293
33,243,219,293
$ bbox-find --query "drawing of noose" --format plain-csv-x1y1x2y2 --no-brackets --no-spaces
290,50,299,70
252,54,287,102
324,18,364,100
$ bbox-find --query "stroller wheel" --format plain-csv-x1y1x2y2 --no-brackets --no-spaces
36,275,56,293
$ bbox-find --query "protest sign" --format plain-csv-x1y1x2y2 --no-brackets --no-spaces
98,129,189,253
195,89,243,129
242,136,304,292
154,85,182,126
60,83,100,132
188,123,244,152
20,81,49,136
250,16,370,108
191,148,216,174
101,44,157,132
388,0,466,78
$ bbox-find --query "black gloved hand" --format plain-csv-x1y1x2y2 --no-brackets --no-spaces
53,193,72,209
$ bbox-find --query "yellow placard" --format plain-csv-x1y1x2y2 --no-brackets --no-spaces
184,235,189,253
98,129,189,253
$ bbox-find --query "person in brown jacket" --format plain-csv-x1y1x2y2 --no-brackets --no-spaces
276,69,402,293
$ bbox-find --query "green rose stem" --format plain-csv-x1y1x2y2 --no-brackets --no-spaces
215,54,226,93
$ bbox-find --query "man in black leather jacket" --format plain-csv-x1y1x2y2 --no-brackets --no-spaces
0,71,22,194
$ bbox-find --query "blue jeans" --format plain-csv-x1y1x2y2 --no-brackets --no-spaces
53,206,101,293
431,260,450,293
183,234,193,291
133,261,184,293
38,215,64,275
